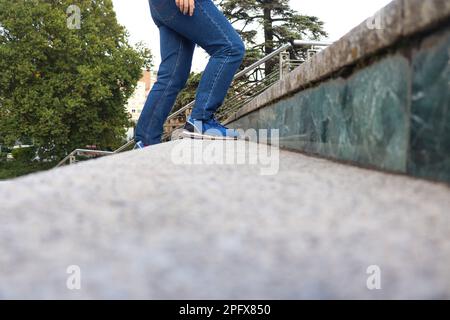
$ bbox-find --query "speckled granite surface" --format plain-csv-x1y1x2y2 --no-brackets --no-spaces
0,140,449,299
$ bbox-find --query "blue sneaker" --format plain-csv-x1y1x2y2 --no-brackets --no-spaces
134,141,147,149
182,117,239,140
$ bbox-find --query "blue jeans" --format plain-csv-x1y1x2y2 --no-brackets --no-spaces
135,0,246,145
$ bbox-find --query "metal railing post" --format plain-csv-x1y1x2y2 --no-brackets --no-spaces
279,51,284,80
279,50,290,79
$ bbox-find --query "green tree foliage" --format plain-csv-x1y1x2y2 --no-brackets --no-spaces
172,72,202,114
0,0,152,159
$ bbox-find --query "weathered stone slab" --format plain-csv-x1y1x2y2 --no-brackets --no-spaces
409,29,450,183
0,141,449,299
403,0,450,36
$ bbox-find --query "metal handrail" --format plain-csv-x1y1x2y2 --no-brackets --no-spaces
215,68,280,119
161,66,282,141
56,149,114,167
113,140,135,153
167,43,293,121
166,41,331,122
292,40,332,47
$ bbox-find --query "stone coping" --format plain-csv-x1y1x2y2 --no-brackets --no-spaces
225,0,450,124
1,141,450,298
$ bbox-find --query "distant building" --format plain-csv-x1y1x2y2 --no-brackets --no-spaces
126,69,158,140
126,69,157,122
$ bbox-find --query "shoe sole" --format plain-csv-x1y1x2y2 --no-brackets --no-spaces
180,130,238,141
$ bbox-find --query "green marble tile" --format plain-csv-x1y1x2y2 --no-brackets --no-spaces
308,80,348,159
345,55,410,172
229,55,410,174
409,30,450,183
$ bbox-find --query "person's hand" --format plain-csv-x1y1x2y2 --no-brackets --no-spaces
175,0,195,16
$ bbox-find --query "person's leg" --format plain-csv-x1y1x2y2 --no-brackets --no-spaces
135,24,195,145
149,0,246,121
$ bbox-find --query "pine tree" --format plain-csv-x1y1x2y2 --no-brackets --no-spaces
217,0,327,74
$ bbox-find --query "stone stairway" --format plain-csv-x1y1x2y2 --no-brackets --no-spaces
1,0,449,301
0,140,449,299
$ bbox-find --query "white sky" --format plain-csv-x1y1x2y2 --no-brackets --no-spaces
112,0,392,72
